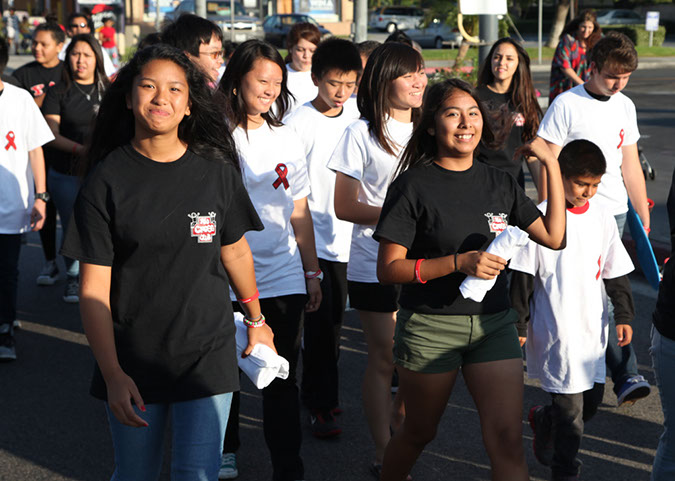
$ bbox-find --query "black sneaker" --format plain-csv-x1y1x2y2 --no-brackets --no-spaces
36,260,59,286
0,324,17,362
63,277,80,304
310,410,341,438
529,405,553,466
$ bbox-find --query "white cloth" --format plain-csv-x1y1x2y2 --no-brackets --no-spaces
234,313,289,389
0,84,55,234
327,117,413,282
59,37,117,77
538,85,640,216
459,226,530,302
285,102,360,262
231,122,310,298
343,94,360,120
510,201,634,394
285,64,318,117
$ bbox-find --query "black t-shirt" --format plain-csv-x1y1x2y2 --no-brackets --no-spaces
476,85,526,187
653,168,675,340
42,82,101,175
61,145,263,403
374,161,541,315
11,60,63,98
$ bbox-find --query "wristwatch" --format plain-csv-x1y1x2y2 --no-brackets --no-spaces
35,192,51,202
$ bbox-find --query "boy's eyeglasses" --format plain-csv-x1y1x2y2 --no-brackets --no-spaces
200,50,224,60
69,22,88,28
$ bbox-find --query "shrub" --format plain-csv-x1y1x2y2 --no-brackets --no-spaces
602,24,666,47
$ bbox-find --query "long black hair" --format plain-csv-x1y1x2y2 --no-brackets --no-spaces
62,34,109,91
85,44,237,174
217,39,290,132
357,42,424,156
476,38,542,143
395,79,497,178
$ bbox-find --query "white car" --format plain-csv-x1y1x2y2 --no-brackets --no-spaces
405,20,463,49
596,9,643,25
369,6,424,33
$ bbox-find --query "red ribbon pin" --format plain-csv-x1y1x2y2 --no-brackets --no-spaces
617,129,625,149
596,256,602,280
272,163,289,190
5,131,17,151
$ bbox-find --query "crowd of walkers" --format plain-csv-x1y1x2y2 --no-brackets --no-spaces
0,8,673,481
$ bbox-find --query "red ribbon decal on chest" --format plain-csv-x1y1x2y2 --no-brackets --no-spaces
596,255,602,280
617,129,625,149
272,163,289,190
5,131,17,151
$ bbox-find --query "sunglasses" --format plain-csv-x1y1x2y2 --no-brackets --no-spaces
69,22,88,29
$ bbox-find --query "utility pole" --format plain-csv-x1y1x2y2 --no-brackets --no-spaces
478,15,498,67
354,0,367,43
196,0,206,19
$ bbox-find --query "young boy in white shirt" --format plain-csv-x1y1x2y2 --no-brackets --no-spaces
510,139,635,481
0,37,55,361
537,32,650,406
285,37,362,438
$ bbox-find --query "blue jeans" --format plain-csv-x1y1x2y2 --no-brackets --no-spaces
606,212,639,393
651,326,675,480
48,169,80,277
106,392,232,481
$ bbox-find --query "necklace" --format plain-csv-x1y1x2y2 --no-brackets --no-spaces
73,82,99,103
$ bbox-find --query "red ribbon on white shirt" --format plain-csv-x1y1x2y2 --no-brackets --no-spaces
273,163,289,190
4,131,16,151
617,129,625,149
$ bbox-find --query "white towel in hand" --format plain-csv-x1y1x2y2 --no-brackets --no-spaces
459,226,530,302
234,313,289,389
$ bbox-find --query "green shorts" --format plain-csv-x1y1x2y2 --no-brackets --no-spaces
393,308,522,374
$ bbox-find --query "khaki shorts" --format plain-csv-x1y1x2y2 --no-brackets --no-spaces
393,308,522,374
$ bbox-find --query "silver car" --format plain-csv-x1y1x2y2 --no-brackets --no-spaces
369,6,424,33
405,20,463,49
166,0,264,42
596,9,643,25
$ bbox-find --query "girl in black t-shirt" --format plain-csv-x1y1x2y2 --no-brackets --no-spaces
476,38,543,193
63,45,274,480
374,79,566,481
43,34,109,304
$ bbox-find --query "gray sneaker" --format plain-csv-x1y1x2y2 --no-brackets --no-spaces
63,277,80,304
218,453,238,479
0,324,17,362
37,260,59,286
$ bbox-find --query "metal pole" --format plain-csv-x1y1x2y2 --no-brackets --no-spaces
196,0,206,18
354,0,367,43
155,0,160,30
538,0,542,64
230,0,234,43
478,14,498,68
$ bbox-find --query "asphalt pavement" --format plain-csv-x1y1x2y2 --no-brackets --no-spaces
1,52,673,481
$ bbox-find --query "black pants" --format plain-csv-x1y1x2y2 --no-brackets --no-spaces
38,199,57,261
225,294,306,481
301,259,348,411
0,234,22,324
540,383,605,477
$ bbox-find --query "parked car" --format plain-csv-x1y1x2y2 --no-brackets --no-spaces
596,9,643,25
369,6,424,33
263,13,332,47
165,0,264,42
405,19,463,49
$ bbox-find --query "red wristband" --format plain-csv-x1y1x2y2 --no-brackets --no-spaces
644,226,651,234
238,289,259,304
72,144,79,156
415,258,426,284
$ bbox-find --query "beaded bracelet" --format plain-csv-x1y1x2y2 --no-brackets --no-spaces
243,313,266,328
414,259,426,284
238,289,259,304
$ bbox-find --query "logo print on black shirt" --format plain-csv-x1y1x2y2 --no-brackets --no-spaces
188,212,217,243
484,212,508,234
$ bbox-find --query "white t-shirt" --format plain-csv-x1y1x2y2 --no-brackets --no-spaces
0,83,55,234
232,122,310,298
510,200,634,394
285,64,318,117
327,117,413,282
59,38,117,77
343,94,360,120
538,84,640,216
286,102,360,263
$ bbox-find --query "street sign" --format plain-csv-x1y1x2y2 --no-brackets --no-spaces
646,11,660,32
460,0,507,16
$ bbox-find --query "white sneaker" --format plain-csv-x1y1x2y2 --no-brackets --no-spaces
37,260,59,286
218,453,238,479
12,320,21,329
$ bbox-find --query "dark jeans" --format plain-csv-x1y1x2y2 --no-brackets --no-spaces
226,294,305,481
301,259,348,411
38,199,57,261
607,212,639,393
539,383,605,477
0,234,22,324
